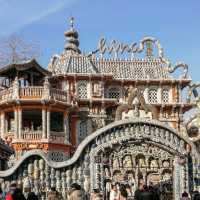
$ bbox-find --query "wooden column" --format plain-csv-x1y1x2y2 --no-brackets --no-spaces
0,112,5,139
47,109,50,139
63,111,69,143
18,108,22,139
14,108,18,139
42,108,47,139
71,115,78,146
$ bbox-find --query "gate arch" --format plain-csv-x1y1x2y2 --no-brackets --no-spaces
0,119,199,200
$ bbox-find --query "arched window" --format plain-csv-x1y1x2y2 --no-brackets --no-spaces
108,87,120,99
162,89,169,103
78,120,88,143
77,81,87,98
148,89,158,103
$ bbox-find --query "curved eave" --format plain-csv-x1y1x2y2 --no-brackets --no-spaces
0,59,51,77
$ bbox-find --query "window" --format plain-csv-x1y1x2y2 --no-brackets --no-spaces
77,81,88,98
148,89,158,103
78,120,88,143
50,112,64,132
162,89,169,103
108,87,120,99
49,151,64,162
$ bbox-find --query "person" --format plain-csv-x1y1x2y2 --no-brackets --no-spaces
91,189,103,200
139,185,154,200
47,187,61,200
6,183,17,200
116,185,128,200
0,188,3,198
134,182,144,200
193,191,200,200
68,183,83,200
180,192,190,200
12,188,26,200
23,183,38,200
110,184,117,200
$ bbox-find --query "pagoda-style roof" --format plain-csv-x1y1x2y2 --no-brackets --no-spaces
49,54,170,80
0,59,51,77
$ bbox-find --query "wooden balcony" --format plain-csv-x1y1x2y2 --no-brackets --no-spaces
21,130,42,140
14,130,66,144
0,86,69,104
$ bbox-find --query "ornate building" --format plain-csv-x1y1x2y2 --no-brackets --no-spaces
0,18,200,200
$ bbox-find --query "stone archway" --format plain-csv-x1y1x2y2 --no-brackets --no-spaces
88,119,199,200
0,119,199,200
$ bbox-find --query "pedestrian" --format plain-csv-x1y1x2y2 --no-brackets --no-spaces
23,180,38,200
193,191,200,200
110,184,117,200
91,189,103,200
116,185,128,200
180,191,190,200
134,181,144,200
5,183,17,200
0,187,4,200
47,187,61,200
68,183,83,200
139,185,154,200
12,188,26,200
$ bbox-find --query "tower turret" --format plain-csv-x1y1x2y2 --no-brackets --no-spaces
64,17,81,54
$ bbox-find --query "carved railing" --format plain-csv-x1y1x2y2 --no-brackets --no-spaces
21,130,42,140
19,87,43,98
0,86,68,103
0,88,13,101
50,88,68,102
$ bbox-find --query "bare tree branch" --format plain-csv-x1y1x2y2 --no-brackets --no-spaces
0,34,42,67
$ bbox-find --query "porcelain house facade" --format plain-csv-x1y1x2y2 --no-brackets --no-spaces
0,19,200,200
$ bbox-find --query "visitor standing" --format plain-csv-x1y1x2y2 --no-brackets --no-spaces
139,185,154,200
116,185,128,200
180,192,190,200
68,183,83,200
5,183,17,200
47,187,61,200
110,184,117,200
134,182,144,200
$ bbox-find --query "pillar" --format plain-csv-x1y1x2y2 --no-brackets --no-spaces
42,108,47,139
1,112,5,139
47,109,50,139
173,156,181,200
71,115,78,146
18,108,22,139
63,111,69,143
14,109,18,139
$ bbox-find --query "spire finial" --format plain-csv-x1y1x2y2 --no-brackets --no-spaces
64,17,81,54
70,16,74,29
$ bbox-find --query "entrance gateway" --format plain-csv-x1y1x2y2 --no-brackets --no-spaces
0,119,199,200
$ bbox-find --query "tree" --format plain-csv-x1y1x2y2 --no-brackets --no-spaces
0,34,42,66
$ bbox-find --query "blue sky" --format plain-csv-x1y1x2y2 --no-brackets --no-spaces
0,0,200,82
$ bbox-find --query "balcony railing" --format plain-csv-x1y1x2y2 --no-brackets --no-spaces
21,130,42,140
0,86,68,104
20,87,43,98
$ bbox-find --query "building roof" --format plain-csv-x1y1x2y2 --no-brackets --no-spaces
0,59,51,77
48,53,170,80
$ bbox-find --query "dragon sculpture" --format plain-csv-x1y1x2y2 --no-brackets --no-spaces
115,87,159,121
186,83,200,142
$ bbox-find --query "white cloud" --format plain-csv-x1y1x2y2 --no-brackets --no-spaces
0,0,77,36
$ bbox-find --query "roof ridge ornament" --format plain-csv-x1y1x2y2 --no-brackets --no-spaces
64,17,81,54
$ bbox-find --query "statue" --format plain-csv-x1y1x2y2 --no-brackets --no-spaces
115,87,158,121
